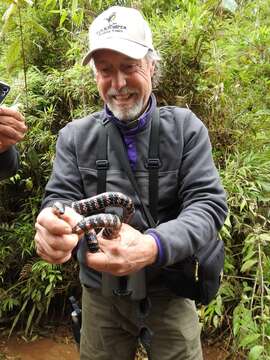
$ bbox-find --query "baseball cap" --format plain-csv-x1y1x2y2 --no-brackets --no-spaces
82,6,156,65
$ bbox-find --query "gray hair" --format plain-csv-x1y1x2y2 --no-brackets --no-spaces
145,50,162,88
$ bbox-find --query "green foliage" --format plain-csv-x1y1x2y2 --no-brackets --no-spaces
2,260,63,337
0,0,269,357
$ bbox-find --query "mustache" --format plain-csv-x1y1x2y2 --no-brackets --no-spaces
107,87,137,96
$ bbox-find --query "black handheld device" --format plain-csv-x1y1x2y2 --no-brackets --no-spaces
0,81,10,104
69,296,81,348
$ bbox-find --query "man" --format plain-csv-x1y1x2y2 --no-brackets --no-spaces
35,6,228,360
0,106,27,180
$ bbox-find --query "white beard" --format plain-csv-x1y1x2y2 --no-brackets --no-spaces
106,87,144,122
107,99,144,122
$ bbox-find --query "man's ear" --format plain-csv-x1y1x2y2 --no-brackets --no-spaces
150,61,155,77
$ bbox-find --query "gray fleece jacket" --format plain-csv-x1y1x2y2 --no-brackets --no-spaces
41,103,228,289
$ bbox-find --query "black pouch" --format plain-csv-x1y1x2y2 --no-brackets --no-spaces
161,239,224,305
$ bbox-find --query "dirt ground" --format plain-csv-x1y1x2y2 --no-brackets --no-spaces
0,326,230,360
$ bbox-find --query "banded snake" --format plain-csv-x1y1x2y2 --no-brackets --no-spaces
53,192,135,252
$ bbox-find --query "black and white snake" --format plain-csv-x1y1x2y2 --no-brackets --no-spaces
53,192,135,252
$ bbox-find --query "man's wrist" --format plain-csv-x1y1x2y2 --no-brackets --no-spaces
143,234,159,265
145,230,165,266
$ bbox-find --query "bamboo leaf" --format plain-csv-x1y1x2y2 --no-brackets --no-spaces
71,0,78,16
240,199,247,212
241,259,258,273
58,0,63,12
27,19,49,36
22,0,34,5
59,8,68,27
1,3,17,23
5,39,22,72
9,300,28,337
45,0,55,7
258,233,270,243
1,3,17,38
239,333,260,348
45,283,53,295
248,345,264,360
25,305,36,336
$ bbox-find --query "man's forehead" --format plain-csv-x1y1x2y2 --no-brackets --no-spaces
93,50,140,63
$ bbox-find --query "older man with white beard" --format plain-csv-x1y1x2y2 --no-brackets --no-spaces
34,6,227,360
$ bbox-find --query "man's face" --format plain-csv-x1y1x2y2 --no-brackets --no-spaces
93,49,155,121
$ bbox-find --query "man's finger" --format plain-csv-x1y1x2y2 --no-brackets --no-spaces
35,223,77,251
85,252,111,273
34,228,75,262
0,124,26,143
0,106,25,122
36,209,73,235
0,115,27,132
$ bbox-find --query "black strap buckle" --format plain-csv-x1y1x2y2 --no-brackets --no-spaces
146,158,160,169
102,118,110,126
96,159,109,170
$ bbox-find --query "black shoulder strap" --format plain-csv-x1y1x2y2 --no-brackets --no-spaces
96,120,109,194
146,108,160,223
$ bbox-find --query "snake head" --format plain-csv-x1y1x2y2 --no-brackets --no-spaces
52,201,65,216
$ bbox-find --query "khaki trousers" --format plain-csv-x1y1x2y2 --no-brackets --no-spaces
80,286,203,360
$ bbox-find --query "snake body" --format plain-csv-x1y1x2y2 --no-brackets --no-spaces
53,192,135,252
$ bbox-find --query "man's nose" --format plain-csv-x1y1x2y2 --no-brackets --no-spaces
111,70,127,90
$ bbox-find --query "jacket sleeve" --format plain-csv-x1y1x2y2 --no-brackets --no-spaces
146,110,228,266
0,146,19,180
41,123,84,209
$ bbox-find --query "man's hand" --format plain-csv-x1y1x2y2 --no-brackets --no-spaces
0,106,27,153
85,223,158,276
34,206,83,264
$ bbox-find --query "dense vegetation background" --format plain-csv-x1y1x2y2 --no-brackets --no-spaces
0,0,269,358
